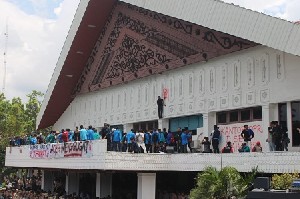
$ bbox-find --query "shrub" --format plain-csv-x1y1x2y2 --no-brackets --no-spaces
271,173,299,190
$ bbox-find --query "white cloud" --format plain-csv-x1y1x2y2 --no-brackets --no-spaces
0,0,80,101
222,0,300,22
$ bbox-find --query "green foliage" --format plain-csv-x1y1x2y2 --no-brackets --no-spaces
190,166,257,199
271,173,299,190
0,90,44,179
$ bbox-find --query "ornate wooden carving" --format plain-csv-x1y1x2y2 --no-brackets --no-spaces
73,2,257,95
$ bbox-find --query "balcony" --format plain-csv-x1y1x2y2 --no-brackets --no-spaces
5,140,300,173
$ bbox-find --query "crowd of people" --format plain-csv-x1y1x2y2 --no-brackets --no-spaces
9,123,194,154
9,120,293,155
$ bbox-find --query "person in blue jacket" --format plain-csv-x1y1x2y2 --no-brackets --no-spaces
112,127,122,152
151,129,159,153
80,125,87,141
181,128,189,153
126,129,135,152
144,130,152,153
87,126,94,140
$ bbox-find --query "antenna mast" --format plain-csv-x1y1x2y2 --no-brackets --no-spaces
2,20,8,94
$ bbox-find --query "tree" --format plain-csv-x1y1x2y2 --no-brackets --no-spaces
190,166,256,199
24,90,44,133
0,91,44,180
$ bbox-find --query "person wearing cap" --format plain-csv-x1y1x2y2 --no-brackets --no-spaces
252,141,262,152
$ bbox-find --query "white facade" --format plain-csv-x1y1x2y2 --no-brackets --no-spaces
53,45,300,151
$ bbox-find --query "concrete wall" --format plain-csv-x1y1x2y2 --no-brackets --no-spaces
6,141,300,173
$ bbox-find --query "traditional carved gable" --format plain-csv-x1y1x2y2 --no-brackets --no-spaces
73,2,257,95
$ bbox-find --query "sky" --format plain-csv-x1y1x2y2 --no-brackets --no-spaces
0,0,299,102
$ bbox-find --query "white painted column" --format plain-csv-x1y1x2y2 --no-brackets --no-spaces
96,173,112,198
202,113,209,137
262,104,271,152
124,123,133,133
66,172,79,195
65,174,69,195
41,170,53,192
137,173,156,199
269,103,279,122
41,170,45,191
287,102,293,146
158,118,169,130
203,112,216,137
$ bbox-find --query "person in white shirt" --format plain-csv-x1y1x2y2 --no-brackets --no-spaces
136,130,145,153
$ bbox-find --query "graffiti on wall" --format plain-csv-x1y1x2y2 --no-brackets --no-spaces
218,121,264,151
29,141,93,159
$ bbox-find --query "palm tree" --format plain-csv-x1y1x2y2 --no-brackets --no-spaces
190,166,256,199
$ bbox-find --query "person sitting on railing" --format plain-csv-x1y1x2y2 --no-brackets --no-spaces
252,141,262,152
202,137,211,153
222,141,234,153
238,142,250,153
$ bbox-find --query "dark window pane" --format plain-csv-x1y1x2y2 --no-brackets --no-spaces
279,103,287,127
148,122,153,131
133,123,139,131
229,111,238,122
241,109,251,121
217,112,227,124
292,102,300,146
253,106,262,120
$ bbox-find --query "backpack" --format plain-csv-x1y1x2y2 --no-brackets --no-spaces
223,146,231,153
152,133,158,143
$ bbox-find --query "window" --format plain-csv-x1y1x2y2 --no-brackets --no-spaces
291,102,300,146
229,111,238,122
241,109,251,121
253,107,262,120
217,106,262,125
217,112,227,124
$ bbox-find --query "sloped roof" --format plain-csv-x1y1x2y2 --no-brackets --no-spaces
122,0,300,56
36,0,300,129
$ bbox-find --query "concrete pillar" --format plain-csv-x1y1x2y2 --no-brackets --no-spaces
262,104,271,152
65,172,79,195
137,173,156,199
203,112,216,137
269,103,279,122
41,170,53,192
96,173,112,198
158,118,169,130
124,123,133,133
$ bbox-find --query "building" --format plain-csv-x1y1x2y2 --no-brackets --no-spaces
5,0,300,198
